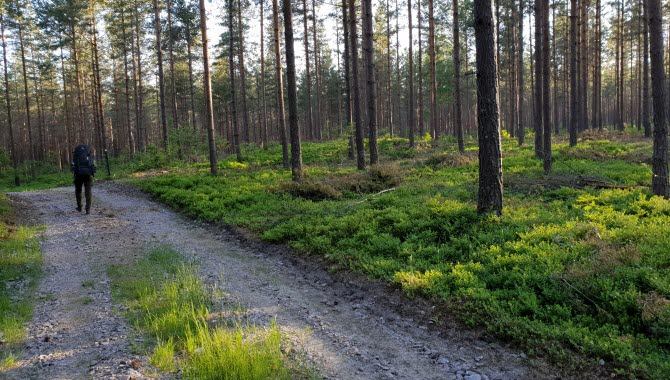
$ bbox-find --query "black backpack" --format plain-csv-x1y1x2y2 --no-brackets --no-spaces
72,144,95,176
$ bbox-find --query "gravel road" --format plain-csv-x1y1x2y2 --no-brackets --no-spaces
2,182,594,380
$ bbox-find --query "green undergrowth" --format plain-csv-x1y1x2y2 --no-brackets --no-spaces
108,246,311,379
0,194,42,369
133,134,668,379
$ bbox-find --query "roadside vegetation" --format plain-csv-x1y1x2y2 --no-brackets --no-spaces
2,131,669,378
126,132,668,379
107,246,313,379
0,194,41,369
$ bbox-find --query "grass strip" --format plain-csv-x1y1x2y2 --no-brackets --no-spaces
108,246,307,379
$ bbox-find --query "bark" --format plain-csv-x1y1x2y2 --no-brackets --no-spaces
186,21,196,131
18,22,35,162
92,16,107,154
474,0,503,215
453,0,464,152
229,0,242,162
518,0,524,146
153,0,168,147
642,0,651,137
592,0,601,130
121,9,135,156
408,0,415,147
260,1,268,148
428,0,437,140
350,0,365,169
236,0,250,142
343,0,354,158
542,0,551,173
311,0,322,140
302,0,313,139
417,0,423,136
0,12,19,185
272,0,289,168
134,0,145,150
282,0,303,181
534,0,543,158
199,0,218,174
167,0,179,132
569,0,578,145
648,0,668,196
363,0,378,164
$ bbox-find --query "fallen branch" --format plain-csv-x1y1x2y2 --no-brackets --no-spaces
349,187,397,207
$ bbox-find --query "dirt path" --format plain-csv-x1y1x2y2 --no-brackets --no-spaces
4,182,581,380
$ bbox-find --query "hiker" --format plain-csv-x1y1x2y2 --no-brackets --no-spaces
70,144,96,214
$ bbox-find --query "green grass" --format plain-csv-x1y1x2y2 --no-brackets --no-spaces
0,194,41,369
108,247,305,379
130,134,669,379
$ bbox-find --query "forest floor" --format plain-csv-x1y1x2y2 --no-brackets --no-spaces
0,181,588,380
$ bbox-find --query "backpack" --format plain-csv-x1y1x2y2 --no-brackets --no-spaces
72,144,95,176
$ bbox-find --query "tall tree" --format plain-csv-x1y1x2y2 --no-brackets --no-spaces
167,0,179,132
648,0,668,196
282,0,303,180
0,9,19,185
272,0,289,168
542,0,551,172
199,0,217,174
534,0,543,158
428,0,437,140
569,0,577,145
408,0,415,147
153,0,168,147
237,0,250,142
363,0,377,164
474,0,503,215
517,0,524,146
642,0,650,137
229,0,242,161
453,0,464,152
349,0,364,169
302,0,313,139
260,0,267,148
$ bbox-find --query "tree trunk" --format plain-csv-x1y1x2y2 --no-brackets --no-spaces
260,1,268,148
167,0,179,133
343,0,355,158
134,0,145,150
453,0,464,152
229,0,242,162
92,16,107,155
312,0,322,140
534,0,543,158
408,0,415,147
592,0,601,130
302,0,313,140
0,12,19,186
642,0,651,137
199,0,218,174
153,0,168,147
237,0,250,143
518,0,525,146
569,0,578,145
417,0,423,136
121,9,135,157
474,0,503,215
350,0,365,169
272,0,289,168
428,0,437,140
186,21,196,131
18,23,35,163
363,0,378,164
648,0,668,196
542,0,551,173
282,0,303,181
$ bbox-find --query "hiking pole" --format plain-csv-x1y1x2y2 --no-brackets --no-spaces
104,149,111,177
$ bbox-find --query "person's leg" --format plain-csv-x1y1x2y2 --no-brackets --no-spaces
84,175,92,214
74,176,83,212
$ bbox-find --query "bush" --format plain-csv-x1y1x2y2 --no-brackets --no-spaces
276,180,343,201
424,152,477,169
